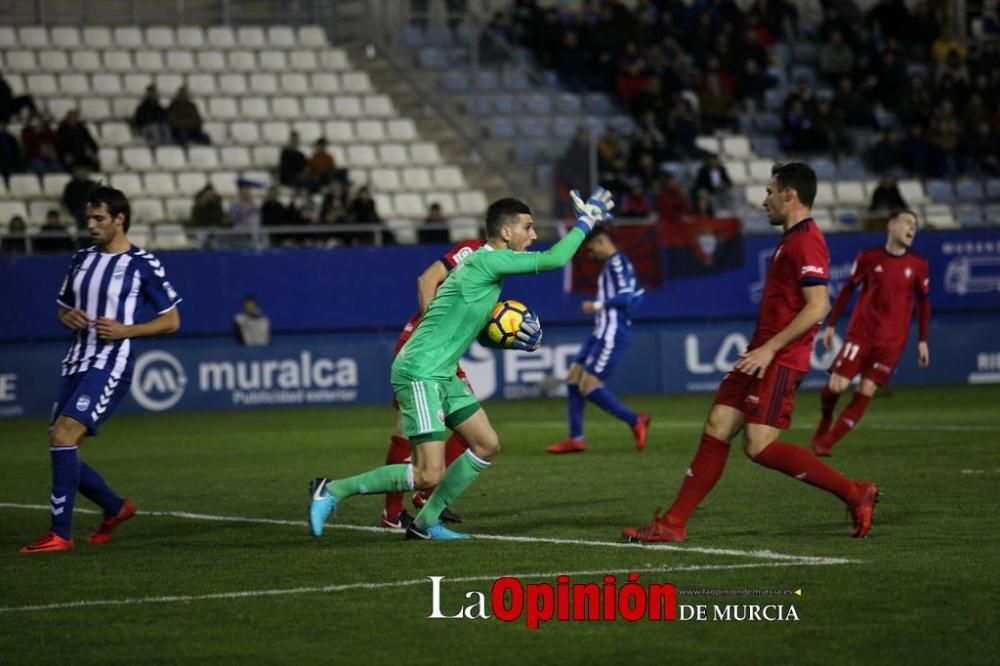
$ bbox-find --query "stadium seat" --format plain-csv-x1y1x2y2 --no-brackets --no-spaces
100,122,132,146
247,73,277,95
6,50,36,72
38,50,68,71
346,145,378,168
984,178,1000,200
811,208,837,232
209,98,239,120
811,157,837,180
402,167,433,191
695,136,721,155
151,223,191,248
835,181,868,207
58,74,89,96
262,121,290,145
252,145,279,168
156,146,186,170
206,27,236,49
387,119,418,141
110,173,143,195
310,72,340,94
93,73,123,96
426,192,457,215
98,147,120,171
371,168,402,192
955,179,984,201
135,51,165,72
926,179,956,203
923,204,958,228
727,161,750,185
237,26,266,48
129,224,151,247
747,159,772,183
364,95,395,117
410,143,442,165
231,122,261,145
814,183,836,208
82,27,111,44
80,98,110,120
9,174,41,197
298,26,327,48
156,74,185,96
166,51,196,72
386,218,418,245
47,97,75,118
984,204,1000,227
273,97,302,120
280,73,309,94
456,191,488,215
319,49,348,70
27,200,54,225
833,207,862,230
51,26,81,48
114,26,143,48
356,120,385,143
721,136,752,160
176,26,205,49
18,26,47,48
268,26,296,48
293,120,323,144
744,184,767,207
198,51,227,72
203,122,227,143
290,50,319,70
143,173,176,197
177,171,208,193
898,179,930,205
188,146,220,170
0,27,16,48
303,97,332,118
209,171,239,197
188,74,215,96
334,96,363,118
220,147,252,169
259,50,288,72
228,51,257,72
165,197,191,222
373,192,395,217
122,147,155,171
240,97,270,120
132,198,165,224
325,120,354,143
433,166,465,190
393,193,424,218
955,204,984,227
449,217,481,242
218,73,247,95
146,26,176,49
342,72,372,94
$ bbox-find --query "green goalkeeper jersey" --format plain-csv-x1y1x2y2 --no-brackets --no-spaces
392,227,587,382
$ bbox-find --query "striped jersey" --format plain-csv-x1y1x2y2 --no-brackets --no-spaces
593,251,644,338
57,245,182,379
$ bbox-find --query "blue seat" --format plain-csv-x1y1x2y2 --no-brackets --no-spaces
556,93,582,114
464,94,490,115
492,94,515,115
926,179,956,203
837,157,868,179
751,135,781,158
440,71,468,92
955,179,984,201
401,26,425,48
984,204,1000,226
418,47,447,69
812,158,837,180
475,70,499,90
425,26,453,47
753,112,781,133
502,69,529,90
955,204,984,227
524,93,552,115
584,93,613,114
552,116,577,139
488,117,515,138
518,117,549,139
985,178,1000,199
454,23,477,46
790,65,817,85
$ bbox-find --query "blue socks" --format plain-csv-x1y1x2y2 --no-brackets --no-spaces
586,387,638,427
568,384,585,440
49,446,80,539
79,462,124,517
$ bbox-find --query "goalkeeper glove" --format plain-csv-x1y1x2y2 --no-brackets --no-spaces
513,313,543,352
571,187,615,232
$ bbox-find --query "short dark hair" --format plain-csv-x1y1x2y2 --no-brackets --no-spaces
485,198,532,238
889,209,919,225
771,162,817,207
584,225,612,245
87,185,131,232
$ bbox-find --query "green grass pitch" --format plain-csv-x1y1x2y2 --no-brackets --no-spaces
1,384,998,664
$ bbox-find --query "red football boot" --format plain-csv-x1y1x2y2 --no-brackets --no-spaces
546,438,587,454
86,498,136,545
622,512,687,542
848,482,880,538
632,413,651,452
20,532,74,554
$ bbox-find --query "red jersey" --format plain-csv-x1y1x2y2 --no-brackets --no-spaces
395,239,484,354
749,218,830,372
830,247,930,349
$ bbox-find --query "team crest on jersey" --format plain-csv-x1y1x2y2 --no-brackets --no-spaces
437,409,445,424
75,395,91,411
113,268,125,279
904,267,912,278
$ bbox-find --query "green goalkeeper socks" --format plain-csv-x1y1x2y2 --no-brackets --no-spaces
415,450,490,529
329,464,413,501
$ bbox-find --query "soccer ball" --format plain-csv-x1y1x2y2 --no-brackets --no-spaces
485,299,534,348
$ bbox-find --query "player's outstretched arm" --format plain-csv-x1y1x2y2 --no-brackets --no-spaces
96,307,181,341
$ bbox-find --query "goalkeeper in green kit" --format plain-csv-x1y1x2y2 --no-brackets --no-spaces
308,189,614,540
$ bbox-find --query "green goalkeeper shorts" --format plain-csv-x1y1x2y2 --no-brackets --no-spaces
392,374,481,444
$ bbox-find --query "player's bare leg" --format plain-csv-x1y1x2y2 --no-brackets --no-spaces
623,405,743,542
814,378,877,457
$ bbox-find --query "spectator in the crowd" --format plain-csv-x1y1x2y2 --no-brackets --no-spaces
962,120,1000,175
668,98,701,159
167,85,211,146
928,99,961,174
692,188,716,217
56,109,100,172
618,181,652,218
347,186,389,245
898,76,933,127
228,180,261,244
869,174,907,214
21,114,62,176
233,295,271,346
935,47,970,86
750,0,799,41
812,98,852,157
556,127,592,194
656,173,693,223
418,202,450,244
260,186,288,228
133,85,172,146
900,124,938,177
1,215,27,254
734,59,769,110
279,131,308,188
190,184,226,227
0,122,23,185
289,188,318,226
319,181,349,225
697,57,738,132
692,154,732,198
818,30,855,82
0,73,38,124
596,128,627,172
781,98,818,152
62,165,96,230
870,128,905,174
479,11,513,66
833,76,878,129
867,0,912,44
34,210,75,254
307,138,347,191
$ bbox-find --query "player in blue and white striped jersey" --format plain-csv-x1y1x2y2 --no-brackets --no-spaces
21,186,182,554
547,226,651,454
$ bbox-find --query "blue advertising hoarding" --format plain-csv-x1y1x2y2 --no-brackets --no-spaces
2,313,997,420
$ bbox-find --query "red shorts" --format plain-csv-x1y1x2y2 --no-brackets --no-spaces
829,339,901,386
714,363,806,430
391,320,469,409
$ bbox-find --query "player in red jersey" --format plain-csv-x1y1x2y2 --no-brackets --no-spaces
811,210,930,456
380,238,484,529
622,162,880,542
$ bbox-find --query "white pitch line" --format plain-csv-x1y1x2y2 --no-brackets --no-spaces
0,561,824,614
0,503,853,565
503,420,999,433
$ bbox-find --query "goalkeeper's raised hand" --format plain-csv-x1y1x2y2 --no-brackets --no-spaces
513,313,543,352
571,187,615,232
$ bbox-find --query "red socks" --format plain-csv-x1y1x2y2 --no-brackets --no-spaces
822,393,872,451
384,435,412,518
753,441,855,501
444,432,468,466
665,433,730,526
